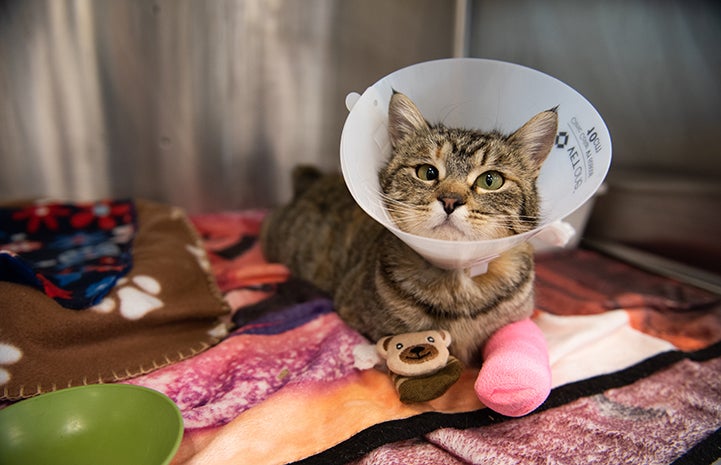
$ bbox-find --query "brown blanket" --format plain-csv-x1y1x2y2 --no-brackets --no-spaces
0,200,230,399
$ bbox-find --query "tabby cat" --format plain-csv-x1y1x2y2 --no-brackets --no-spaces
261,91,557,366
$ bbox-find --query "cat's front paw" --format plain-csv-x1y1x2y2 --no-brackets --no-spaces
533,220,576,248
474,354,551,417
473,318,552,417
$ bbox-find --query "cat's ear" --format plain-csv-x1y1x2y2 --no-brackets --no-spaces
509,107,558,172
388,91,430,148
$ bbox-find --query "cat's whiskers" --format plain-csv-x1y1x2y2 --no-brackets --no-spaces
379,188,547,241
381,200,433,233
380,192,509,241
378,192,426,215
469,213,543,226
382,198,462,239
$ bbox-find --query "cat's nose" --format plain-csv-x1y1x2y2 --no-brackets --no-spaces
438,195,465,215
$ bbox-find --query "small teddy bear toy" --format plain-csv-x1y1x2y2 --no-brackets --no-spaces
376,330,463,404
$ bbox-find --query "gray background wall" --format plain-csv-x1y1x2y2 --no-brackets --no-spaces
0,0,457,212
1,0,720,270
465,0,721,273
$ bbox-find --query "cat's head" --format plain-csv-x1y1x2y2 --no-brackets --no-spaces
379,91,558,241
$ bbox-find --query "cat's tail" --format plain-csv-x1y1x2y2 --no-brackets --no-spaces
291,165,324,199
261,164,325,263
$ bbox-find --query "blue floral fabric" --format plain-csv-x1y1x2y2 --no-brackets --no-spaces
0,200,136,309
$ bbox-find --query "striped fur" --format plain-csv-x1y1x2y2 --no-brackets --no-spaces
261,93,557,366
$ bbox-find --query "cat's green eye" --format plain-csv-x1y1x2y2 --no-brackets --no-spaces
475,171,504,191
416,164,439,181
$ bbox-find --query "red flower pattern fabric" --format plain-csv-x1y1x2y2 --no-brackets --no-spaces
0,200,137,309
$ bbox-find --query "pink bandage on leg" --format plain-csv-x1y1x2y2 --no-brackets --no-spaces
474,318,551,417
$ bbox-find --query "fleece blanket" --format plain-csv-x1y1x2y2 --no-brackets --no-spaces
0,199,136,309
2,207,719,464
115,210,720,465
0,200,230,399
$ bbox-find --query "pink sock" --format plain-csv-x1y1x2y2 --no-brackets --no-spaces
474,318,551,417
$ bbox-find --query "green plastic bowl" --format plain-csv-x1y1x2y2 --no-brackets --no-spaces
0,384,183,465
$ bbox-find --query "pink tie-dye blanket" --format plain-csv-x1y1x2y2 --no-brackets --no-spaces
4,205,718,464
119,210,721,465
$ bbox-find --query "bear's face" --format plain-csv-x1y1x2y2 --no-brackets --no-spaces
376,330,451,377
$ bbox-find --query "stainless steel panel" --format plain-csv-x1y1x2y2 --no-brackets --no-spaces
468,0,721,180
0,0,456,212
468,0,721,270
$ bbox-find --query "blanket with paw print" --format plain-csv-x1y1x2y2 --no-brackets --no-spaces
0,200,230,399
2,205,721,464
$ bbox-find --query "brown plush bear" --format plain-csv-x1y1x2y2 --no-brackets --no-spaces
376,330,463,403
